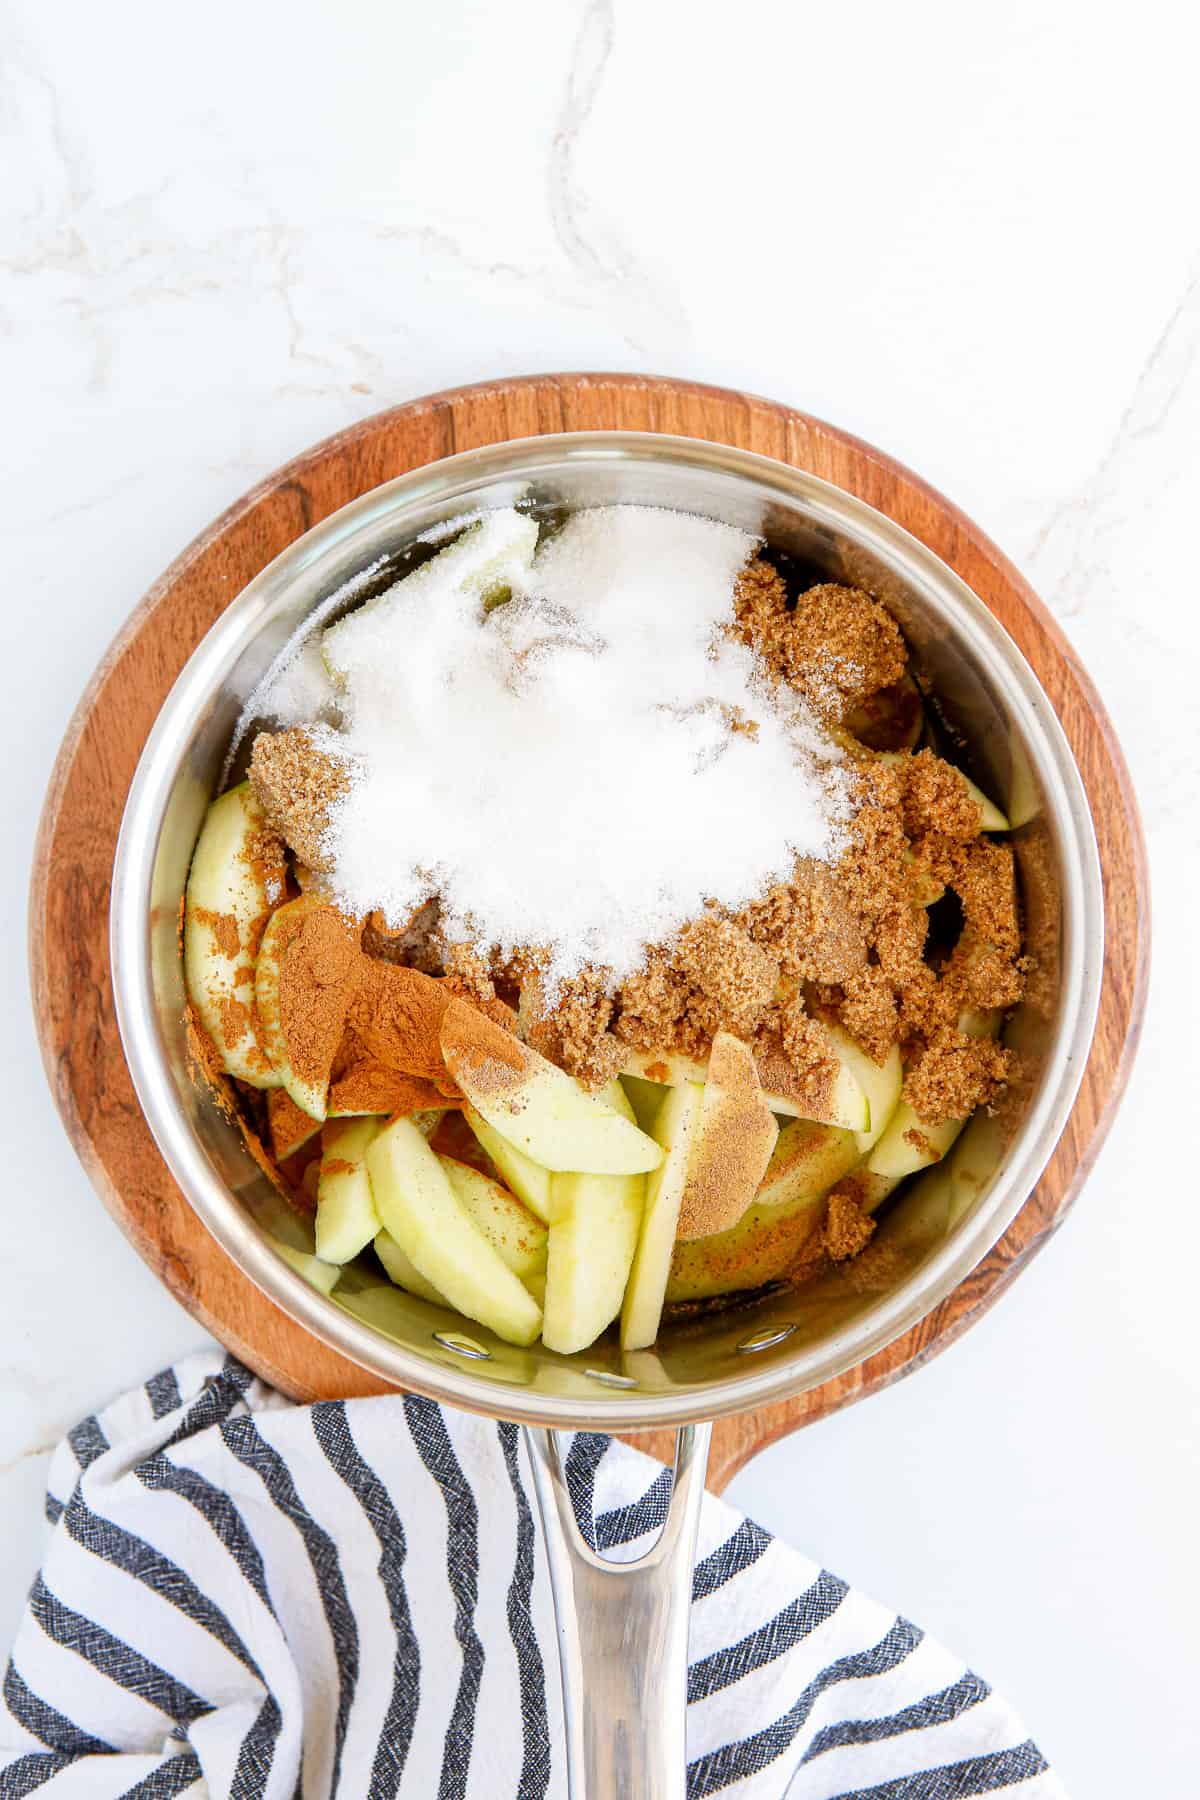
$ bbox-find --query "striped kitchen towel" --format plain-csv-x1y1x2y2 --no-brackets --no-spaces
0,1351,1064,1799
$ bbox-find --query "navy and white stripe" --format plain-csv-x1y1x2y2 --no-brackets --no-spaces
0,1352,1065,1798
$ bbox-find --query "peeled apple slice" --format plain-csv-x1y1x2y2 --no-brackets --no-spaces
962,773,1010,834
542,1169,645,1355
866,1009,1001,1183
254,893,349,1121
437,1156,548,1281
461,1103,554,1223
183,783,285,1087
754,1120,860,1215
274,1241,340,1296
268,1091,322,1161
669,1040,903,1303
366,1116,542,1347
322,509,540,684
619,1034,869,1133
440,1002,662,1177
675,1033,778,1241
315,1118,381,1264
834,1031,902,1158
620,1081,704,1351
375,1229,448,1306
600,1077,638,1126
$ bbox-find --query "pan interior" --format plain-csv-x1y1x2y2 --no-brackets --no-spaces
121,435,1099,1427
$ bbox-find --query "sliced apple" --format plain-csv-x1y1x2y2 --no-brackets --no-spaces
441,1001,662,1176
600,1077,638,1125
755,1119,859,1213
753,1028,870,1132
268,1090,321,1161
322,509,540,683
315,1118,381,1264
676,1033,779,1241
366,1116,542,1346
523,1270,547,1308
866,1105,969,1183
437,1156,547,1281
273,1241,340,1296
962,773,1010,834
461,1102,554,1223
619,1032,869,1132
866,1008,1001,1182
374,1229,448,1305
255,894,357,1121
830,1030,903,1157
843,673,924,752
620,1081,704,1350
184,782,286,1087
665,1181,829,1305
542,1169,645,1355
666,1038,903,1302
619,1074,665,1134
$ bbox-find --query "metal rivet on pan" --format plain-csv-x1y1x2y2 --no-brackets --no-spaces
584,1369,638,1388
735,1325,797,1354
433,1331,491,1361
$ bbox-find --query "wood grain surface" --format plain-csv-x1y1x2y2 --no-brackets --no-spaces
28,374,1148,1493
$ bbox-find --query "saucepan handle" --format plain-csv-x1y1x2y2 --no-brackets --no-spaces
525,1420,713,1799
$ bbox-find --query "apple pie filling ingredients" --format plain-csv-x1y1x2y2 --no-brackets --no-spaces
181,503,1026,1353
267,505,853,989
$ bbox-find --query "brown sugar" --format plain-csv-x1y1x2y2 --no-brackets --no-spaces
249,728,349,872
614,948,689,1053
673,916,779,1040
901,750,982,842
737,859,867,985
521,965,625,1091
835,966,899,1066
774,1000,840,1100
731,559,907,721
822,1188,876,1261
440,940,499,1007
952,840,1021,956
902,1025,1013,1123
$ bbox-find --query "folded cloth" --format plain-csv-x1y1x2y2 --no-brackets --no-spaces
0,1352,1064,1799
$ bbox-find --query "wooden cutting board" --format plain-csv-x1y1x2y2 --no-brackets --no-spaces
29,374,1148,1492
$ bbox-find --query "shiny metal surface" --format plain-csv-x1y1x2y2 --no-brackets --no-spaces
111,432,1104,1430
526,1422,712,1799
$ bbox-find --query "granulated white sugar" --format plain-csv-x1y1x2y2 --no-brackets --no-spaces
228,554,390,772
257,505,850,986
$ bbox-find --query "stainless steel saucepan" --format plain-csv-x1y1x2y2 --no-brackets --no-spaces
111,434,1103,1798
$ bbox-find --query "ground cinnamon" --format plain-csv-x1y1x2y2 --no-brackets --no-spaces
269,902,508,1116
440,996,527,1092
274,903,362,1089
342,962,454,1086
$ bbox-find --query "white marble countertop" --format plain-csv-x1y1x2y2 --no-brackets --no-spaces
3,2,1197,1792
